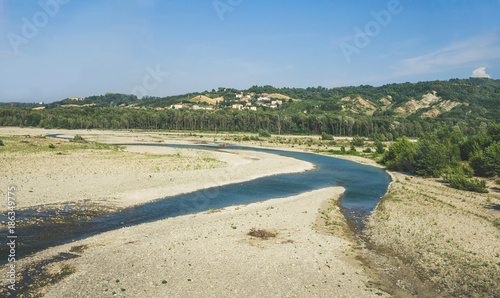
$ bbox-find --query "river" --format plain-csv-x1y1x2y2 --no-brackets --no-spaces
1,141,391,264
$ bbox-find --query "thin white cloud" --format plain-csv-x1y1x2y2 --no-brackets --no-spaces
471,67,490,78
395,32,500,77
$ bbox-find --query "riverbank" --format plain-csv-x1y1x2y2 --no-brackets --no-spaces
0,187,389,297
362,171,500,297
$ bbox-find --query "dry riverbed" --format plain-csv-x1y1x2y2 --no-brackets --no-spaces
3,127,499,297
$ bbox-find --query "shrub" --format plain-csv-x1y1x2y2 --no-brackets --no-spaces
71,135,86,143
446,173,488,193
242,136,250,141
351,136,365,147
258,129,271,138
469,150,486,176
48,144,56,149
349,144,357,153
482,141,500,176
382,137,416,173
363,148,372,153
0,139,4,146
321,132,334,140
247,228,276,240
375,140,385,154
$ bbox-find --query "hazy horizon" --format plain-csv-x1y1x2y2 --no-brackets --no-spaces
1,0,499,103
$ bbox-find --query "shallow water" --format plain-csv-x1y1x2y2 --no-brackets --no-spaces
1,140,391,263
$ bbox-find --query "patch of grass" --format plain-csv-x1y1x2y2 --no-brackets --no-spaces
247,228,277,240
71,135,86,143
446,174,488,193
205,208,223,214
69,245,88,253
0,135,123,154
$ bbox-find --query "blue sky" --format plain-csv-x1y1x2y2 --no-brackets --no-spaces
1,0,499,102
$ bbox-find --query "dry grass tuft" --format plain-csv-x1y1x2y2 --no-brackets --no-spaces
247,228,277,240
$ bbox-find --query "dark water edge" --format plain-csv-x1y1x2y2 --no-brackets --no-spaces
1,139,391,265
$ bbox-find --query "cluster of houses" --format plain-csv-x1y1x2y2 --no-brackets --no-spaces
231,93,282,110
158,92,283,111
167,104,215,111
52,93,284,111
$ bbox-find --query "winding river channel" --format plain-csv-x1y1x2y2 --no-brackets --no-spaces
2,140,391,264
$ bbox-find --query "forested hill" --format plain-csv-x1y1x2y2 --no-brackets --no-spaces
36,78,500,120
0,78,499,139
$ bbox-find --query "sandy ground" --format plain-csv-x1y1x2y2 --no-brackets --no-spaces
0,128,314,211
5,187,388,297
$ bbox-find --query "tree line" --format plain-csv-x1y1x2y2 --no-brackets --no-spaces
0,106,494,139
382,125,500,192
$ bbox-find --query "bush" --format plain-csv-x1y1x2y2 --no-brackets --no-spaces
482,141,500,176
375,140,385,154
0,139,4,146
321,132,333,140
382,137,416,173
71,135,86,143
351,136,365,147
363,148,372,153
242,136,250,141
469,150,486,176
48,144,56,149
258,129,271,138
446,173,488,193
